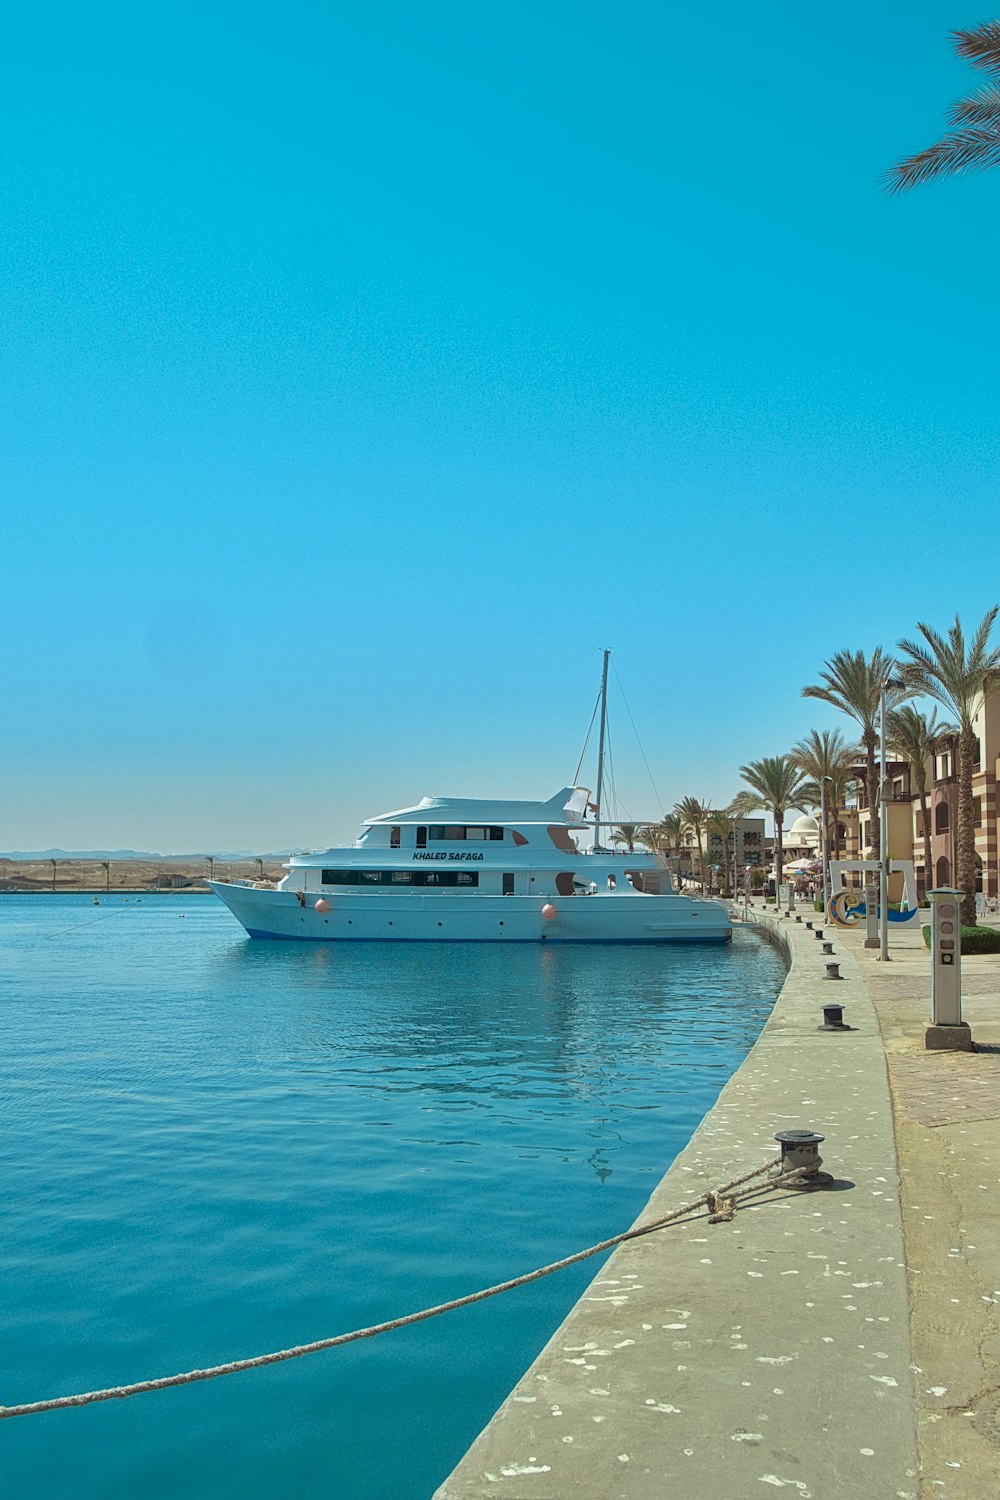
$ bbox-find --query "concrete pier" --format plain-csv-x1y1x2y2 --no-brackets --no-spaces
436,908,1000,1499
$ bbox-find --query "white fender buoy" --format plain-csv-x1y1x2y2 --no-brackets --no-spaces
315,898,331,913
541,903,557,919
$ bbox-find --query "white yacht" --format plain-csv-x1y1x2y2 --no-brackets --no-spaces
208,786,730,944
209,652,731,945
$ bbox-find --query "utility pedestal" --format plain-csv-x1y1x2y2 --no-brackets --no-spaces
925,888,973,1051
863,882,879,949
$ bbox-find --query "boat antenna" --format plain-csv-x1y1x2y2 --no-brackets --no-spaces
592,649,610,852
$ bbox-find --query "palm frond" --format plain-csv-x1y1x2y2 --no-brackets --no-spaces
886,703,956,771
947,84,1000,126
898,609,1000,728
802,647,900,734
739,755,811,818
953,21,1000,75
968,604,1000,673
884,127,1000,193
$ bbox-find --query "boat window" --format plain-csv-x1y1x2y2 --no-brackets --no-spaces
502,873,515,895
607,874,617,890
390,826,401,848
416,826,427,848
547,824,577,854
321,868,478,888
512,831,529,847
426,824,504,842
555,872,575,896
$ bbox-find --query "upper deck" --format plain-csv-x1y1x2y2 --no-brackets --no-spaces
364,786,591,829
284,787,667,878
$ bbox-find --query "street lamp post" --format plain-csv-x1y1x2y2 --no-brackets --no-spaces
879,677,891,961
878,674,905,962
820,775,833,919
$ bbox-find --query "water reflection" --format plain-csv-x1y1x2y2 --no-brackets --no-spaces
3,897,786,1500
204,928,782,1179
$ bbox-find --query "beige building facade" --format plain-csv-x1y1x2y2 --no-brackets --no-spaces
849,694,1000,900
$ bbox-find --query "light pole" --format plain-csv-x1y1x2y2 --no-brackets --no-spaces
820,775,833,919
878,674,905,962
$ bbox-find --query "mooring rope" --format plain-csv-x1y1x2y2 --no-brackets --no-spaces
45,907,138,940
0,1158,812,1420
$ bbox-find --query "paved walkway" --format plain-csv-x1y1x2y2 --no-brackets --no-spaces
836,915,1000,1498
435,907,1000,1500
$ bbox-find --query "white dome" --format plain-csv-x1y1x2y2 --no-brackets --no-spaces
786,814,819,841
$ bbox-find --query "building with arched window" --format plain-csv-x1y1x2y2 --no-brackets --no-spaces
845,693,999,902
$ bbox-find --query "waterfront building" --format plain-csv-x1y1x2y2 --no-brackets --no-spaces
679,816,766,887
849,692,1000,900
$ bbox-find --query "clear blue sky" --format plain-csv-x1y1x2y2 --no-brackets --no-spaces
3,2,999,851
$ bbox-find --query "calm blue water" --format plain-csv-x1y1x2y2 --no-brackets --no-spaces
1,895,784,1499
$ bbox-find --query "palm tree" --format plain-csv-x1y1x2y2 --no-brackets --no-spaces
610,823,638,854
898,609,1000,925
802,648,907,861
789,728,857,868
886,704,955,903
736,757,811,896
885,23,1000,193
674,796,711,888
636,822,667,853
705,804,742,895
659,812,687,881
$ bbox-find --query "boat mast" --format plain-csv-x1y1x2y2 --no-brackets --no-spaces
592,648,610,852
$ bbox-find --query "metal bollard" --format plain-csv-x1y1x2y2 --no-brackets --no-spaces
821,941,834,955
795,915,802,923
819,996,854,1030
813,927,825,940
773,1129,834,1189
805,921,813,931
824,962,842,980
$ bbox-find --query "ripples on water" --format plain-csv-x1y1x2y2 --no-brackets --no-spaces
1,895,784,1499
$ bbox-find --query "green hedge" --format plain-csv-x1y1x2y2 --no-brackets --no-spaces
921,924,1000,954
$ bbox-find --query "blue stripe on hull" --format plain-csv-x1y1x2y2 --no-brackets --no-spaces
244,928,731,945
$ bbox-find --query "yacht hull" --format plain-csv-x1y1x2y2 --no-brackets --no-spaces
208,882,731,944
